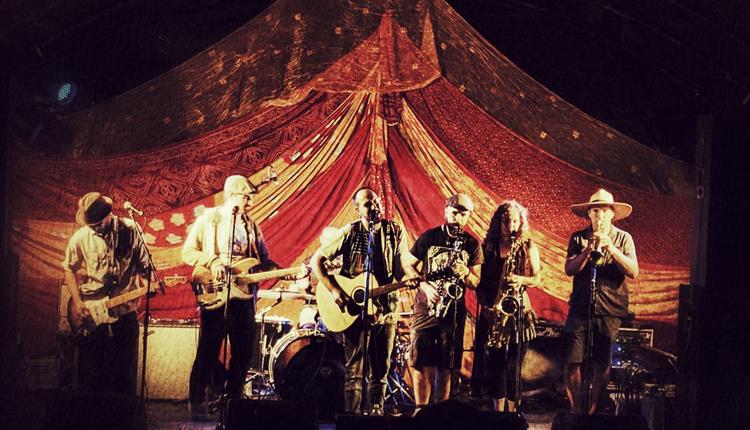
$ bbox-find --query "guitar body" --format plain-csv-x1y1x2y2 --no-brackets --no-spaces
316,273,387,333
191,257,260,310
67,291,132,337
65,275,178,337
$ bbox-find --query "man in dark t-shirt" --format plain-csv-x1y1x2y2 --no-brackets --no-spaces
405,193,484,414
563,189,639,414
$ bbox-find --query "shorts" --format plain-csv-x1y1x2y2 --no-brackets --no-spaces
564,315,621,366
409,324,463,369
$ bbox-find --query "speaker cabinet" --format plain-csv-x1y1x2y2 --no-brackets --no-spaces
414,399,528,430
41,390,146,430
136,322,198,400
227,398,317,430
551,413,649,430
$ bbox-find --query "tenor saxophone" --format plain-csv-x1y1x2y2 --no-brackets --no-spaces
486,235,523,348
428,226,465,319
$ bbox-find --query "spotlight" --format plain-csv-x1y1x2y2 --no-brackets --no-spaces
55,81,77,105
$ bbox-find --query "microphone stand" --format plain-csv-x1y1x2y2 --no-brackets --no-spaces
125,208,165,403
359,213,376,414
448,226,462,400
583,251,601,414
216,207,239,430
514,285,526,411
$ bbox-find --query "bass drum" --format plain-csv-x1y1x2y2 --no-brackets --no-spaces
268,329,344,419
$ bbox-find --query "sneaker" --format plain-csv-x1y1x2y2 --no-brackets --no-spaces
370,404,384,416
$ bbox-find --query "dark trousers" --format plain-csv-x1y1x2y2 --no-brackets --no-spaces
471,315,528,400
342,321,396,413
78,311,139,395
190,300,254,405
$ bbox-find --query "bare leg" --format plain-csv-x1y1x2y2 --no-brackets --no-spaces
588,364,611,414
434,368,452,402
564,363,582,413
412,366,436,412
492,398,505,412
506,399,517,412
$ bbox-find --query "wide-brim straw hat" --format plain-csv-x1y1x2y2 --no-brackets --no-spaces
570,188,632,221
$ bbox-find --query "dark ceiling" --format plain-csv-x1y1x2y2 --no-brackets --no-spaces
2,0,749,163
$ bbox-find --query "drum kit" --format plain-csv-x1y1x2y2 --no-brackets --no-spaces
244,279,416,417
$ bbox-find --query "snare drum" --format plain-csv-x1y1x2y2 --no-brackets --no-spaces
268,329,344,419
250,315,293,370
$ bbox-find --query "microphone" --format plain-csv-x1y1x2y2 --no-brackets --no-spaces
367,207,380,222
232,205,240,215
590,221,605,265
123,201,144,216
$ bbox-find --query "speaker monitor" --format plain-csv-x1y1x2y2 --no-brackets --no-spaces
227,398,317,430
551,413,649,430
414,399,528,430
41,391,146,430
136,322,198,400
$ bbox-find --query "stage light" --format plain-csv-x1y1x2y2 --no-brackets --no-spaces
55,81,77,105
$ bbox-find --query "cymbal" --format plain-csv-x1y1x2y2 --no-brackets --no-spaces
257,289,314,301
255,315,292,324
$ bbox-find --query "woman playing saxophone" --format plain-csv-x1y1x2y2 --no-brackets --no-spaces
472,200,541,412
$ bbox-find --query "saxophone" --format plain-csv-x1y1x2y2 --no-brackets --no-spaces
428,225,465,319
487,235,523,348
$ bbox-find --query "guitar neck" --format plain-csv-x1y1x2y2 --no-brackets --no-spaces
371,280,411,298
240,266,302,284
105,287,150,309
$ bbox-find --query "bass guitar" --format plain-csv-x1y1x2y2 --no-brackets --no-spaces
190,257,309,310
316,270,449,332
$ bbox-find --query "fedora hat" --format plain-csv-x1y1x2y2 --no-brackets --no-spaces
570,189,632,221
76,192,113,226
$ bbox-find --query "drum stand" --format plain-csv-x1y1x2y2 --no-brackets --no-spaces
384,334,415,413
245,304,280,400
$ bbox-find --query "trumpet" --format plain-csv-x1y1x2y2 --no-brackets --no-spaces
589,220,605,265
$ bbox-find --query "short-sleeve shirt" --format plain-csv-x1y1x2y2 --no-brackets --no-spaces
62,216,149,315
318,219,410,321
566,225,637,318
410,225,484,331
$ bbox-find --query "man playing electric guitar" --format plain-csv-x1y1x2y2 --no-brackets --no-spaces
311,187,419,415
62,192,151,395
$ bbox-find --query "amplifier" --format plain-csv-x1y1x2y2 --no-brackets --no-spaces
535,321,654,347
615,327,654,346
137,322,199,400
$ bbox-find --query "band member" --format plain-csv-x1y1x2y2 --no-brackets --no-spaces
406,193,483,414
182,175,280,420
311,187,419,415
473,200,541,412
564,189,638,414
62,192,150,394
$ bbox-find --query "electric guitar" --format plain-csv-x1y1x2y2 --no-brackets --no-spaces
316,270,450,332
190,257,309,310
66,274,185,337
